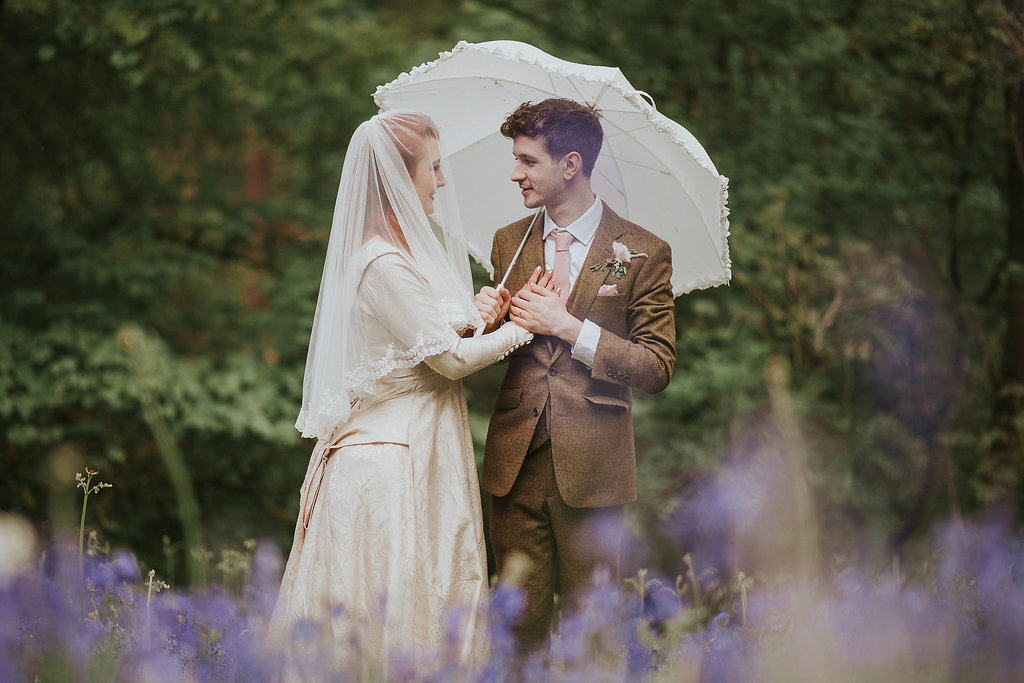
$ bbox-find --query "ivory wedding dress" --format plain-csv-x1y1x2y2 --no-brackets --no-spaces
272,239,531,668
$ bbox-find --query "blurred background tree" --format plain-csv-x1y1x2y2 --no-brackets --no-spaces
2,0,1021,582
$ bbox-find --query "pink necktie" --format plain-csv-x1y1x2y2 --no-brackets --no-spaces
552,229,573,303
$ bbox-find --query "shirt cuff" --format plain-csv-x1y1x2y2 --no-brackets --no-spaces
570,318,601,367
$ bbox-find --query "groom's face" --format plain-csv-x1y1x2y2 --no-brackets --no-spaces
510,135,567,210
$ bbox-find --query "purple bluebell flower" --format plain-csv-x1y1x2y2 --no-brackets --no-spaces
478,583,526,681
247,541,283,619
625,615,655,678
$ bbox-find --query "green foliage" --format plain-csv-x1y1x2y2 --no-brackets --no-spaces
470,0,1019,563
2,0,1022,581
0,0,480,572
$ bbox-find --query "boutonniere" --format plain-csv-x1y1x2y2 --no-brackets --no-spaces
589,240,648,279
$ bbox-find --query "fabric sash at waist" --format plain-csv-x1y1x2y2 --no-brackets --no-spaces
300,392,416,529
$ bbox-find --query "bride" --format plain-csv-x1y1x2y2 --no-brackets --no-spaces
271,112,536,669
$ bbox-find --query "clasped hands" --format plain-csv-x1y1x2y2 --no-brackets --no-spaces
475,266,583,345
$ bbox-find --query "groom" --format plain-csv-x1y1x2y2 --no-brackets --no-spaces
475,98,676,653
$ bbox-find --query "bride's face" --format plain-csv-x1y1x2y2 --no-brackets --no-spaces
411,136,446,214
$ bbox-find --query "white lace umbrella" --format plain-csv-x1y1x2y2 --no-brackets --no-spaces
373,40,731,296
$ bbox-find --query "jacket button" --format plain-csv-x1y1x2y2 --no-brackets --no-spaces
606,369,614,377
532,407,539,416
548,368,557,376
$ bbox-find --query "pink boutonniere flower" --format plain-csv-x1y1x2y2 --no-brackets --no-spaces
590,240,648,279
612,241,632,263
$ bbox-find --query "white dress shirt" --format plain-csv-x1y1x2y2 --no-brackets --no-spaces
542,195,603,367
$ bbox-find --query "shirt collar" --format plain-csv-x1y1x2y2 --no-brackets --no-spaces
542,194,603,247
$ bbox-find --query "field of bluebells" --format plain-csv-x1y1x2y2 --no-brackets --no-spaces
1,470,1023,681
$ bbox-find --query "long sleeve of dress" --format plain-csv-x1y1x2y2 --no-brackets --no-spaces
360,251,533,381
423,321,532,380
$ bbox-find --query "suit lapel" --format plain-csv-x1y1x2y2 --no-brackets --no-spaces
551,204,624,364
503,212,545,293
500,213,556,356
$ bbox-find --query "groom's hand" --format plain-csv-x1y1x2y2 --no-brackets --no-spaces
510,271,583,345
513,265,557,297
475,285,511,332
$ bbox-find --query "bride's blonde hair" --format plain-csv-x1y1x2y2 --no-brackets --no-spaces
388,113,440,174
366,113,441,250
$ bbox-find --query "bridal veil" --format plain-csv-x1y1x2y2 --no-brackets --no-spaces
295,112,483,440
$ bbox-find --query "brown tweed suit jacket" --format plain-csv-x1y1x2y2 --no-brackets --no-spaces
482,203,676,508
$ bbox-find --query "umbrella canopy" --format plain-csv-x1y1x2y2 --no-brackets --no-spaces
374,40,731,295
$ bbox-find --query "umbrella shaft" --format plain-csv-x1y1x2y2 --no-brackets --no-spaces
498,209,543,289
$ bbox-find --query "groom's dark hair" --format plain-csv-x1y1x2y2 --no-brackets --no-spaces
501,98,603,176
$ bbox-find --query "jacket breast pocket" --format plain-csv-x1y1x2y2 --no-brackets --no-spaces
590,293,626,307
583,393,631,412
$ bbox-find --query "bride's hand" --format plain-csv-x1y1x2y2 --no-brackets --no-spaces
475,285,511,327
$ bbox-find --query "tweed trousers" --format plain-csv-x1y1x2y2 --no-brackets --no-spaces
489,404,625,654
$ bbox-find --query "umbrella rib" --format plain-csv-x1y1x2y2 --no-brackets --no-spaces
591,106,647,116
601,135,629,215
597,116,633,136
550,72,563,98
494,79,552,99
605,124,653,137
598,116,673,174
592,167,626,200
560,73,589,103
605,156,672,175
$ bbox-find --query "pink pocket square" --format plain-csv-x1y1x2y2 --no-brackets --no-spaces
597,284,619,296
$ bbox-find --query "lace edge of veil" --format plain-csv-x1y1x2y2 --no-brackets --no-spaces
294,309,479,441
